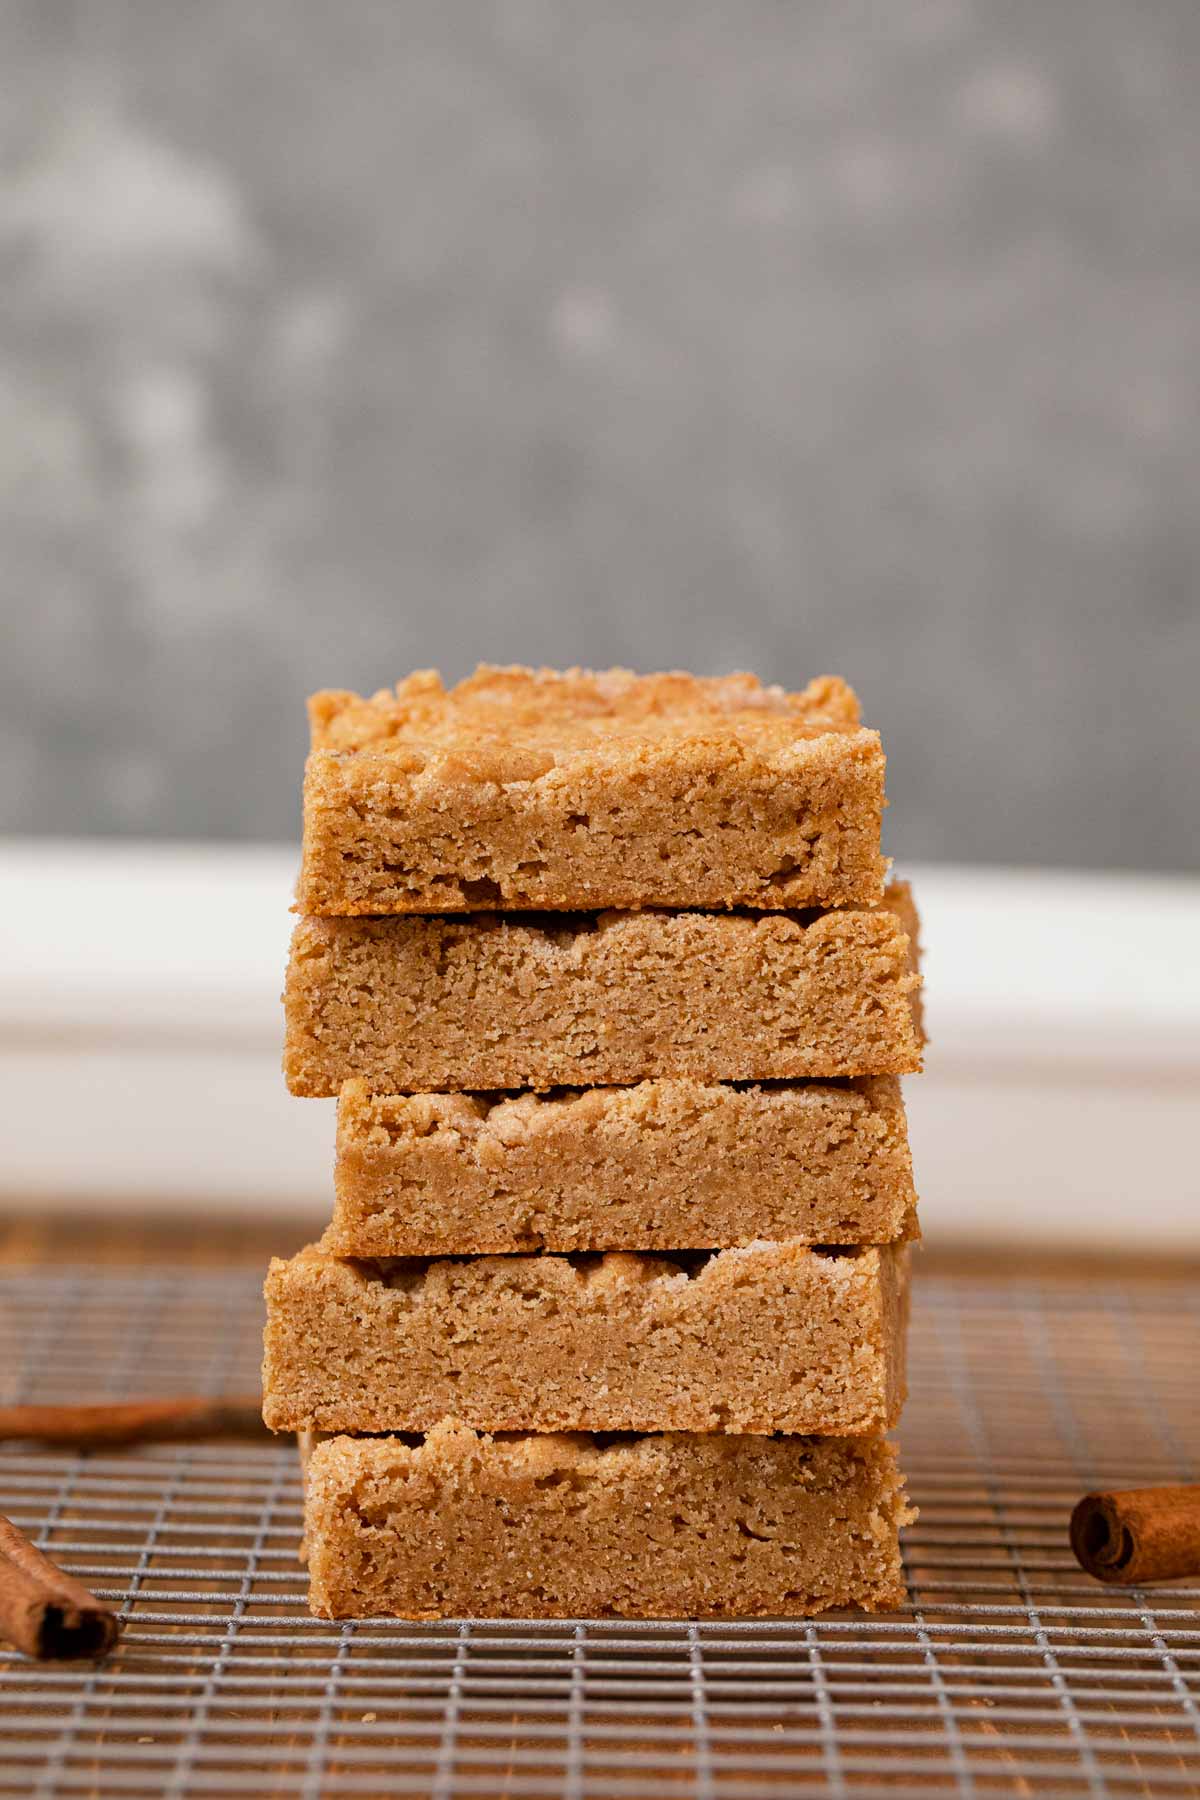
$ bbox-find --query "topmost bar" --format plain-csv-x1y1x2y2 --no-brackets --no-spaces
297,665,887,915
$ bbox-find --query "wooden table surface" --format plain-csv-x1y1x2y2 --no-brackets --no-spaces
3,1213,1199,1282
0,1215,313,1268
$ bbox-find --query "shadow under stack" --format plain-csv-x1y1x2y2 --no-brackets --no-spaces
264,666,922,1619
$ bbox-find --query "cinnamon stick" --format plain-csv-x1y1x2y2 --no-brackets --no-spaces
0,1514,119,1660
0,1397,269,1449
1071,1486,1200,1584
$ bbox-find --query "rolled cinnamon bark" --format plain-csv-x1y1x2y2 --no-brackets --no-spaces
0,1514,119,1660
1071,1486,1200,1584
0,1398,268,1449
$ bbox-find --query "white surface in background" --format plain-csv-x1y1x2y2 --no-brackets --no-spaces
1,840,1197,1245
0,841,296,1039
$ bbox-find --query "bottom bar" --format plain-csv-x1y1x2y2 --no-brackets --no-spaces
302,1419,914,1620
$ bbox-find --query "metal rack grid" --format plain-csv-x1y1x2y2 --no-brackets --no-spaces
2,1260,1199,1798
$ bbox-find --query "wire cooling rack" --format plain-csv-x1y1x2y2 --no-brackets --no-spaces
1,1260,1199,1798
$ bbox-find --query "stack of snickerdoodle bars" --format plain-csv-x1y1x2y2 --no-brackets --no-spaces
264,666,923,1619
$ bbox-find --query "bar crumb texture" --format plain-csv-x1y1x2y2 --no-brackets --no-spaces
298,666,887,915
284,883,922,1095
263,1240,910,1436
329,1075,917,1255
304,1421,914,1619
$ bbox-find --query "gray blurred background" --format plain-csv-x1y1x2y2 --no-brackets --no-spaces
1,0,1197,870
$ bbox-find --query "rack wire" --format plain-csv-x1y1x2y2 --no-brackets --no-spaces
2,1259,1199,1797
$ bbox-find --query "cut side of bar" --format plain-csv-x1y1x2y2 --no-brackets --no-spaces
263,1240,910,1436
328,1075,918,1255
303,1420,915,1619
298,666,888,914
284,882,922,1095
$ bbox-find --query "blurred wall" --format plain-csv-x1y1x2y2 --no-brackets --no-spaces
1,0,1197,870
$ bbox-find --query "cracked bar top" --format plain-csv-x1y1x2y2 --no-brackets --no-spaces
328,1074,918,1255
302,1419,916,1619
262,1237,910,1438
298,665,887,914
283,881,923,1095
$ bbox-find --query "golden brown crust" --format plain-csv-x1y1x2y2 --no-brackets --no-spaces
303,1420,916,1619
283,883,923,1095
308,666,864,750
297,666,887,913
262,1239,911,1437
327,1075,918,1254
